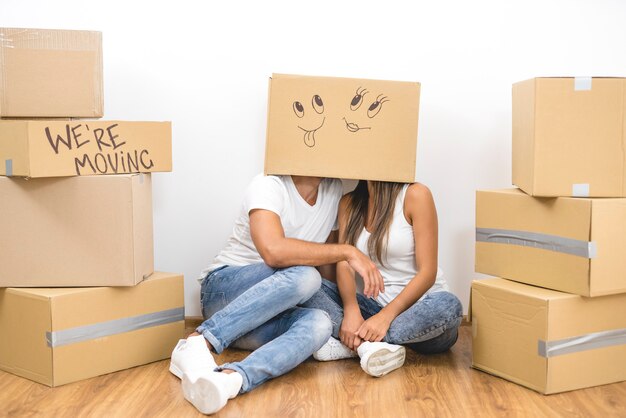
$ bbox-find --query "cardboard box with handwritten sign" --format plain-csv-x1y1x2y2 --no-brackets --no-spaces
0,174,153,287
0,120,171,177
475,189,626,297
0,28,103,118
471,278,626,394
264,74,420,182
0,272,184,387
513,77,626,197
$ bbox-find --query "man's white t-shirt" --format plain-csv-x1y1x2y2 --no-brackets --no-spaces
199,174,343,281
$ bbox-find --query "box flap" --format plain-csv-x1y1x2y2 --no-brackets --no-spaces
131,173,154,284
0,288,53,386
0,121,30,176
471,278,549,392
589,199,626,296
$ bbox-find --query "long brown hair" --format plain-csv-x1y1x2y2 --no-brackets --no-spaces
343,180,408,266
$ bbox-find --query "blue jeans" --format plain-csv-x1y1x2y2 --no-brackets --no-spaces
301,279,463,354
196,263,332,393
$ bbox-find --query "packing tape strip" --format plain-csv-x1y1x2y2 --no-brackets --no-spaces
5,159,12,176
46,306,184,348
574,76,592,91
476,227,597,258
538,327,626,358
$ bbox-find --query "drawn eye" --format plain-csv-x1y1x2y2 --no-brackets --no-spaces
312,95,324,114
367,95,388,118
350,87,368,111
293,101,304,118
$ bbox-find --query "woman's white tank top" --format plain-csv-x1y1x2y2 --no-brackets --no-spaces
355,185,447,307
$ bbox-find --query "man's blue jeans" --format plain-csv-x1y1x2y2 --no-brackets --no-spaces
196,263,332,393
301,279,463,354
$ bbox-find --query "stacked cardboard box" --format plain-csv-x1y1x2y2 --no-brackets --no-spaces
472,77,626,394
0,28,183,386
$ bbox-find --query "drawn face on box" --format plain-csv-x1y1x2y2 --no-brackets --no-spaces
292,94,326,147
343,87,390,133
265,74,420,182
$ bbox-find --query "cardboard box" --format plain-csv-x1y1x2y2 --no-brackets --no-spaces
0,120,172,177
264,73,420,182
512,77,626,197
0,271,184,387
471,278,626,394
0,28,103,118
475,188,626,297
0,174,153,287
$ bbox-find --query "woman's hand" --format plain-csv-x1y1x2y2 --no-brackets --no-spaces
340,309,365,350
355,311,394,342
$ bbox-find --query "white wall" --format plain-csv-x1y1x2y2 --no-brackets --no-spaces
2,0,625,316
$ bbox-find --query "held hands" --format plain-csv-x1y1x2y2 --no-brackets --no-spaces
339,309,365,350
346,247,385,299
355,311,393,343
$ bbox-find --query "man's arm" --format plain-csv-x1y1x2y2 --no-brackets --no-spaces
248,209,383,286
317,230,338,281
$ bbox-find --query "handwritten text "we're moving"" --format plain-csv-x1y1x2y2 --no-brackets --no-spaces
45,123,155,175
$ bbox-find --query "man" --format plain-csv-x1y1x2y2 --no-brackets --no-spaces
170,174,384,415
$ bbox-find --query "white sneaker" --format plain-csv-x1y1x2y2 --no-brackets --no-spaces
182,371,243,415
357,341,406,377
313,336,358,361
169,335,217,379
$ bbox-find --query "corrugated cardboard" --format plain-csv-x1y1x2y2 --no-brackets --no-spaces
0,28,103,118
475,188,626,297
0,120,172,177
512,77,626,197
471,278,626,394
265,73,420,182
0,174,154,287
0,272,184,387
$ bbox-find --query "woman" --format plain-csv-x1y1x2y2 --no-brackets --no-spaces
303,180,463,377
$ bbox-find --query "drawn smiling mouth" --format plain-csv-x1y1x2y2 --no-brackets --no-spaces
297,117,325,147
343,117,371,133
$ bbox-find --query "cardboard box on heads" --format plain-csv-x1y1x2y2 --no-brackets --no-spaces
264,74,420,182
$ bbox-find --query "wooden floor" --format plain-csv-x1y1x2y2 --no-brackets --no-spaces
2,323,625,418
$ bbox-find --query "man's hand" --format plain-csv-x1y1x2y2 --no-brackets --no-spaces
346,248,385,299
339,309,365,350
355,311,393,343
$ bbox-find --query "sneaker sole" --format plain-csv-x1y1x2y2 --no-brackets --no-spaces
313,350,358,362
182,375,229,415
362,346,406,377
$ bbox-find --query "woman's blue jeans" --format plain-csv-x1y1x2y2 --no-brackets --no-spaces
301,279,463,354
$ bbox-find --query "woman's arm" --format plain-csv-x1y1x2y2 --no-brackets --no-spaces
334,194,370,349
355,183,438,342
